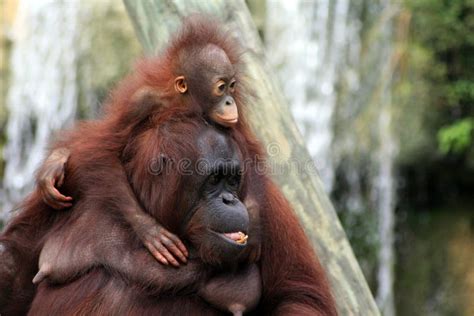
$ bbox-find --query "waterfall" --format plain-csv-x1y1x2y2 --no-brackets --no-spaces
374,106,396,316
372,4,397,315
265,0,397,314
265,0,350,193
1,0,82,219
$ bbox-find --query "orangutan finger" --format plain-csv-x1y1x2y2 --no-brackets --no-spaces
46,196,72,209
161,236,187,263
155,241,180,267
42,190,65,210
52,201,72,209
57,172,65,187
145,241,169,265
163,231,189,257
42,194,60,210
49,186,73,203
38,176,53,190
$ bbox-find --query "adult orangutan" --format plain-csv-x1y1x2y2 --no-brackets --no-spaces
0,16,337,315
34,123,264,316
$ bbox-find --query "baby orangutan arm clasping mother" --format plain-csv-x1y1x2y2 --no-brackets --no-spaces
37,145,188,267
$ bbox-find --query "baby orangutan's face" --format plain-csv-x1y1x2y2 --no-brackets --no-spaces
174,44,239,128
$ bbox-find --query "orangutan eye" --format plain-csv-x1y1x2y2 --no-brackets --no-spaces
227,173,241,187
215,80,226,96
208,173,221,185
229,80,236,91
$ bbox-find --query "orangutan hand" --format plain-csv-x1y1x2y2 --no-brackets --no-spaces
136,215,189,267
37,147,73,209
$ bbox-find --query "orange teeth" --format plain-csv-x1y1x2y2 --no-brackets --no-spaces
236,233,248,244
224,231,248,244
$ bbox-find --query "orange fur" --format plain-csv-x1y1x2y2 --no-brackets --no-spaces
0,15,336,315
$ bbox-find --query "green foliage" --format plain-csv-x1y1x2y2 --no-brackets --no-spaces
408,0,474,52
438,118,474,154
446,81,474,107
398,0,474,166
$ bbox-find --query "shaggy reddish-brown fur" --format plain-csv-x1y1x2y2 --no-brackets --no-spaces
0,16,337,315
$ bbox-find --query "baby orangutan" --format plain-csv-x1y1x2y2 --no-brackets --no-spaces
35,17,255,268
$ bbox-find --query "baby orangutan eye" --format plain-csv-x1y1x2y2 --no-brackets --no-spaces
229,80,236,92
215,80,226,96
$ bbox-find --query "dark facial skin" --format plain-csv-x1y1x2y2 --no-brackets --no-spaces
185,128,249,266
33,124,262,315
176,44,239,127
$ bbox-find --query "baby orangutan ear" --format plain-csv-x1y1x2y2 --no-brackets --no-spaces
174,76,188,94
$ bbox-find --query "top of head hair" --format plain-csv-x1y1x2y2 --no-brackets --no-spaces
166,14,245,73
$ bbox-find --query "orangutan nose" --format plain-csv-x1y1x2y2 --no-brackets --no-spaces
225,96,235,106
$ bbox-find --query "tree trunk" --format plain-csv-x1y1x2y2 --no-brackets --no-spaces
122,1,379,314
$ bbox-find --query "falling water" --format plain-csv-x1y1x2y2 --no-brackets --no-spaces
265,0,350,193
1,0,82,220
265,0,397,314
372,3,397,315
374,106,396,316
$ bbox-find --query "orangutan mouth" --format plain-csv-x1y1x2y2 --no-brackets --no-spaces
223,231,248,245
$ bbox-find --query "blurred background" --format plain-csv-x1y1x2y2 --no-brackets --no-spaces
0,0,473,315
